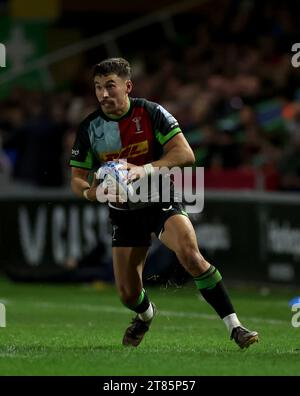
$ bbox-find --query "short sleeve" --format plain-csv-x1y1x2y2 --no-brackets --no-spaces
69,122,94,170
150,104,182,145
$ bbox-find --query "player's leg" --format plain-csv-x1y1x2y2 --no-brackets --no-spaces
159,214,258,349
112,246,156,347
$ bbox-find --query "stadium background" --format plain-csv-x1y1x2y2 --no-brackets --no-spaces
1,0,300,286
0,0,300,377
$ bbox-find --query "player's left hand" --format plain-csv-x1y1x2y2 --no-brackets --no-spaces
118,159,146,183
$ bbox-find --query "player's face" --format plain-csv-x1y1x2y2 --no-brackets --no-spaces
94,74,132,115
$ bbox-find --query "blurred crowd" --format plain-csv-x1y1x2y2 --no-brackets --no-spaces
1,0,300,191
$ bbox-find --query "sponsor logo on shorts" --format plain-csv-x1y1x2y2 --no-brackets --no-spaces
162,205,172,211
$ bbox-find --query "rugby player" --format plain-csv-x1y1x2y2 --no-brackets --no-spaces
70,57,259,349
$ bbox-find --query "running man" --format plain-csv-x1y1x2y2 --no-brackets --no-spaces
70,57,258,349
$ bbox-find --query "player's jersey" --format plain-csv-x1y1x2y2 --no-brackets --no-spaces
69,97,182,170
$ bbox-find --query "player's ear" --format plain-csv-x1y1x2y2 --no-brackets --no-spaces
125,79,133,94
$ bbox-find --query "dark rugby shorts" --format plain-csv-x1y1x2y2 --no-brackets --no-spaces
109,202,188,247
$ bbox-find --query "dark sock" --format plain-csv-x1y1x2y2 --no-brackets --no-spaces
194,265,235,319
122,289,150,314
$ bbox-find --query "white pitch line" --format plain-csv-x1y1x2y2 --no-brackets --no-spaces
30,301,287,325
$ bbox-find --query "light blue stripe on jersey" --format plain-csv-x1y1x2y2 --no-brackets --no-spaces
88,118,122,156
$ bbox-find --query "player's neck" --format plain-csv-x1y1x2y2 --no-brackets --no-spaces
103,97,130,119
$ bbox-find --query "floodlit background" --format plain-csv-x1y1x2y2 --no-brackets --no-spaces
0,0,300,376
1,0,300,192
1,0,300,284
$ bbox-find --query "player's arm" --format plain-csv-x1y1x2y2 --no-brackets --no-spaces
123,101,195,180
151,132,195,168
70,118,100,201
71,167,98,201
71,167,124,203
124,133,195,182
150,102,195,168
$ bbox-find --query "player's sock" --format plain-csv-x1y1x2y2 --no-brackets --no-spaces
222,313,241,334
122,289,154,322
138,303,154,322
194,265,238,332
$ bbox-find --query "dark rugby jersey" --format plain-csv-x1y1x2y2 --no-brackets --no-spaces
69,97,182,170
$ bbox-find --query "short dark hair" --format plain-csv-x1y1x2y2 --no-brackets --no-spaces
93,57,131,79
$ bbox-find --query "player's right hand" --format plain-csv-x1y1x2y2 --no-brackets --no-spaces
83,172,99,201
83,172,123,203
96,178,126,203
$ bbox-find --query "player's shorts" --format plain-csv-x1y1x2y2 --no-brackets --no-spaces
109,201,188,247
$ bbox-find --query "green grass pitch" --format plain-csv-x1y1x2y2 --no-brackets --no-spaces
0,276,299,376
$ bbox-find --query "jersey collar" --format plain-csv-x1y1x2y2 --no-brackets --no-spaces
100,98,133,121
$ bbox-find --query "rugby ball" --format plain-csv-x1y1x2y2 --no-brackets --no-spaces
96,161,134,202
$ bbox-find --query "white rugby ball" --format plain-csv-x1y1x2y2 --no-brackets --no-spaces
96,161,133,202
